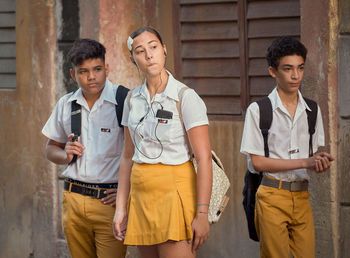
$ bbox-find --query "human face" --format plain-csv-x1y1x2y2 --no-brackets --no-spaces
268,55,305,95
131,31,166,77
70,58,109,98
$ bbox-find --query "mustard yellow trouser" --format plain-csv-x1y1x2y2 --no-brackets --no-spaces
62,191,127,258
255,185,315,258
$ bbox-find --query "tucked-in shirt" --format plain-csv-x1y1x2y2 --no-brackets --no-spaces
42,79,124,183
240,87,325,182
122,72,209,165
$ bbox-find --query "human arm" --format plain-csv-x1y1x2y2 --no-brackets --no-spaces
250,152,334,173
45,134,85,165
187,125,212,252
113,127,134,240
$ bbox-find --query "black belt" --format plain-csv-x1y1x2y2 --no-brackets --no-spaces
261,177,308,192
64,179,118,199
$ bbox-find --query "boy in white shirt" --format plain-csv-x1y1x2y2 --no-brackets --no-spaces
241,37,334,258
42,39,126,258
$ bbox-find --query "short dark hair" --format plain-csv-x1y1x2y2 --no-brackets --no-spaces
266,37,307,69
129,27,163,52
68,38,106,66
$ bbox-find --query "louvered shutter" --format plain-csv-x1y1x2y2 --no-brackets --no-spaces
0,0,16,89
173,0,300,118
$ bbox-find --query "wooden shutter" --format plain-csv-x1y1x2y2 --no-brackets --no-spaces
0,0,16,89
247,0,300,103
173,0,300,118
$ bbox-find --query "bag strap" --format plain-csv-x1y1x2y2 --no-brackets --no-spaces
304,97,318,157
256,97,273,158
115,85,130,127
176,86,192,155
70,100,81,164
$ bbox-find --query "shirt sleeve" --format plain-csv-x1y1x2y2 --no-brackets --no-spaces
312,104,325,153
121,92,131,127
240,102,265,157
181,88,209,131
41,97,69,143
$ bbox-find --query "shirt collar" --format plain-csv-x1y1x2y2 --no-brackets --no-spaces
134,71,180,102
66,79,116,106
269,87,311,112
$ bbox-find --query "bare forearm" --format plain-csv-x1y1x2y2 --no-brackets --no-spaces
251,155,309,173
46,144,70,165
196,157,212,206
115,156,133,211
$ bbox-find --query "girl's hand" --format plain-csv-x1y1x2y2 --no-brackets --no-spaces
190,213,210,252
113,210,128,241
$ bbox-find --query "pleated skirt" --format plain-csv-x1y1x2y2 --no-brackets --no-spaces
124,161,196,246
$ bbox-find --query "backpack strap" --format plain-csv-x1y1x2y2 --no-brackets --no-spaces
176,86,192,154
115,85,130,127
256,97,273,158
304,97,318,157
70,100,81,164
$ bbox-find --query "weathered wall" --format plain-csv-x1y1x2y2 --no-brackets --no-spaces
338,0,350,257
301,0,340,257
0,0,58,257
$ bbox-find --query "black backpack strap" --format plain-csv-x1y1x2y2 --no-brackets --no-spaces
256,97,273,158
70,100,81,164
304,97,318,157
115,85,130,127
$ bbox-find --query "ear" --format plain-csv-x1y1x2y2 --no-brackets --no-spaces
70,68,77,81
105,63,109,77
130,56,137,65
163,45,167,56
268,66,276,78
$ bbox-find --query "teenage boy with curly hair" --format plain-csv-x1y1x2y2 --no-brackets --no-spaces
241,37,334,258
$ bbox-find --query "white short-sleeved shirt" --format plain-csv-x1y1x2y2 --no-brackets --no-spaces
122,72,209,165
42,79,124,183
240,87,325,182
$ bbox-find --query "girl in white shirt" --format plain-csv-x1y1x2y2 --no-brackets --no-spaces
113,27,212,258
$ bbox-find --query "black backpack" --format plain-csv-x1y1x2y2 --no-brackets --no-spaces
242,96,318,241
70,85,129,164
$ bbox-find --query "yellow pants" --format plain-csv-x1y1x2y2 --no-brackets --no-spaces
62,191,127,258
255,185,315,258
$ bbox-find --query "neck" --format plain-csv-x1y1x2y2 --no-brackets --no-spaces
277,88,298,105
146,69,169,99
83,91,102,110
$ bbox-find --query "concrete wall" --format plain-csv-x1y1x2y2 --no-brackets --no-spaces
0,0,58,257
338,0,350,257
1,0,348,257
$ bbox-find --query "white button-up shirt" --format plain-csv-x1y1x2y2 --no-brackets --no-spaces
240,87,325,182
42,79,124,183
122,72,209,165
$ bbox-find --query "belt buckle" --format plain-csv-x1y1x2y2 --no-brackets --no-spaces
290,182,299,192
97,189,101,199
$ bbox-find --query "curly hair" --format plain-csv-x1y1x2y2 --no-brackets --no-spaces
266,37,307,69
68,38,106,66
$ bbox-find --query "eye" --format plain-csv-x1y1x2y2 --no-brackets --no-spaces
79,70,86,74
136,50,144,55
95,67,103,71
299,66,304,71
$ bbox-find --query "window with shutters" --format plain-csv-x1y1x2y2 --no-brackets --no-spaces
173,0,300,119
0,0,16,89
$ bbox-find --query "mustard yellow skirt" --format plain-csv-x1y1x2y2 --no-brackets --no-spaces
124,161,197,246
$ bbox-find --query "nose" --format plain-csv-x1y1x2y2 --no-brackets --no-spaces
87,70,96,80
291,69,299,80
145,49,153,60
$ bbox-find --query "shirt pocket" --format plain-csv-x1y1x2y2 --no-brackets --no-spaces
97,126,123,158
142,116,176,145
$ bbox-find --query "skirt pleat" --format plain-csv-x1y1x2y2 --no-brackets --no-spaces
124,161,196,245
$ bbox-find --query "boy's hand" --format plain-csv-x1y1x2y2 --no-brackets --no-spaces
64,133,85,163
308,152,334,172
101,189,117,206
